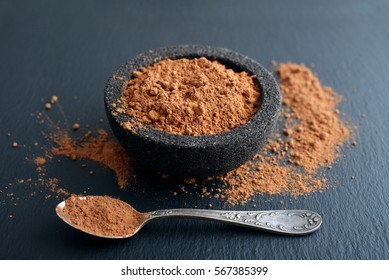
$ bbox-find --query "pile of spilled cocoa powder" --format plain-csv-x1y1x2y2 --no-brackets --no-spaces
28,126,133,198
58,195,142,237
214,62,351,205
49,128,132,189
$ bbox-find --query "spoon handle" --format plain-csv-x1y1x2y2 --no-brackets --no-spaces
148,209,322,235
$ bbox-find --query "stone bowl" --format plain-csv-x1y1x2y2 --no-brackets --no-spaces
104,45,281,178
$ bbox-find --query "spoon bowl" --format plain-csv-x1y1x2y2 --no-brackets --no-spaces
56,196,322,238
56,197,147,239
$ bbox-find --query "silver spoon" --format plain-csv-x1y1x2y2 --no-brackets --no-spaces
56,197,322,238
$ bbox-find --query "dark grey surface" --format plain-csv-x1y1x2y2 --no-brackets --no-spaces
105,45,280,178
1,0,388,259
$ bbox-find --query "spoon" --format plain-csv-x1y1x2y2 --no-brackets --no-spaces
56,196,322,238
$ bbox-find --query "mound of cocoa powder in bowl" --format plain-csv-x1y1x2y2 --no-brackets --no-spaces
120,57,261,136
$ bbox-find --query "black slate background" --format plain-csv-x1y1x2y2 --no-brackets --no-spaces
1,0,388,259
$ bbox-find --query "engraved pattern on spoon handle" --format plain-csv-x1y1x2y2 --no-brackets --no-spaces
148,209,322,235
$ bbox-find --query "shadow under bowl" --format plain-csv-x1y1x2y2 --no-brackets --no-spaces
104,45,281,178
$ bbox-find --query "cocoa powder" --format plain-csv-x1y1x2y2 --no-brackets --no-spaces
50,129,133,188
6,61,352,218
277,63,350,173
121,57,261,136
8,96,135,202
58,195,142,237
33,156,46,165
213,62,351,205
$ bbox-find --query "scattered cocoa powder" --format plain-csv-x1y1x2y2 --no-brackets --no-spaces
213,62,351,205
9,99,134,201
10,156,71,200
34,156,46,165
50,95,58,104
33,157,71,198
4,98,135,214
72,123,80,131
218,153,327,205
121,57,261,136
50,129,133,188
277,63,350,173
46,177,70,198
58,195,142,237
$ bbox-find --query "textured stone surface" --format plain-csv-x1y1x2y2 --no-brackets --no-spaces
2,0,389,261
104,45,281,177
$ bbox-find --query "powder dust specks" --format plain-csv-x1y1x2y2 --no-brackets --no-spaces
38,95,135,190
49,128,133,189
5,95,135,207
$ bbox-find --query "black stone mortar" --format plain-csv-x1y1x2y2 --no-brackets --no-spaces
104,45,281,178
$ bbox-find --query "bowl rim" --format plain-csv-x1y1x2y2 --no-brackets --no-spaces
104,44,280,148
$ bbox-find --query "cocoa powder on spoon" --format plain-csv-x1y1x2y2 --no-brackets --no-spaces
58,195,142,237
